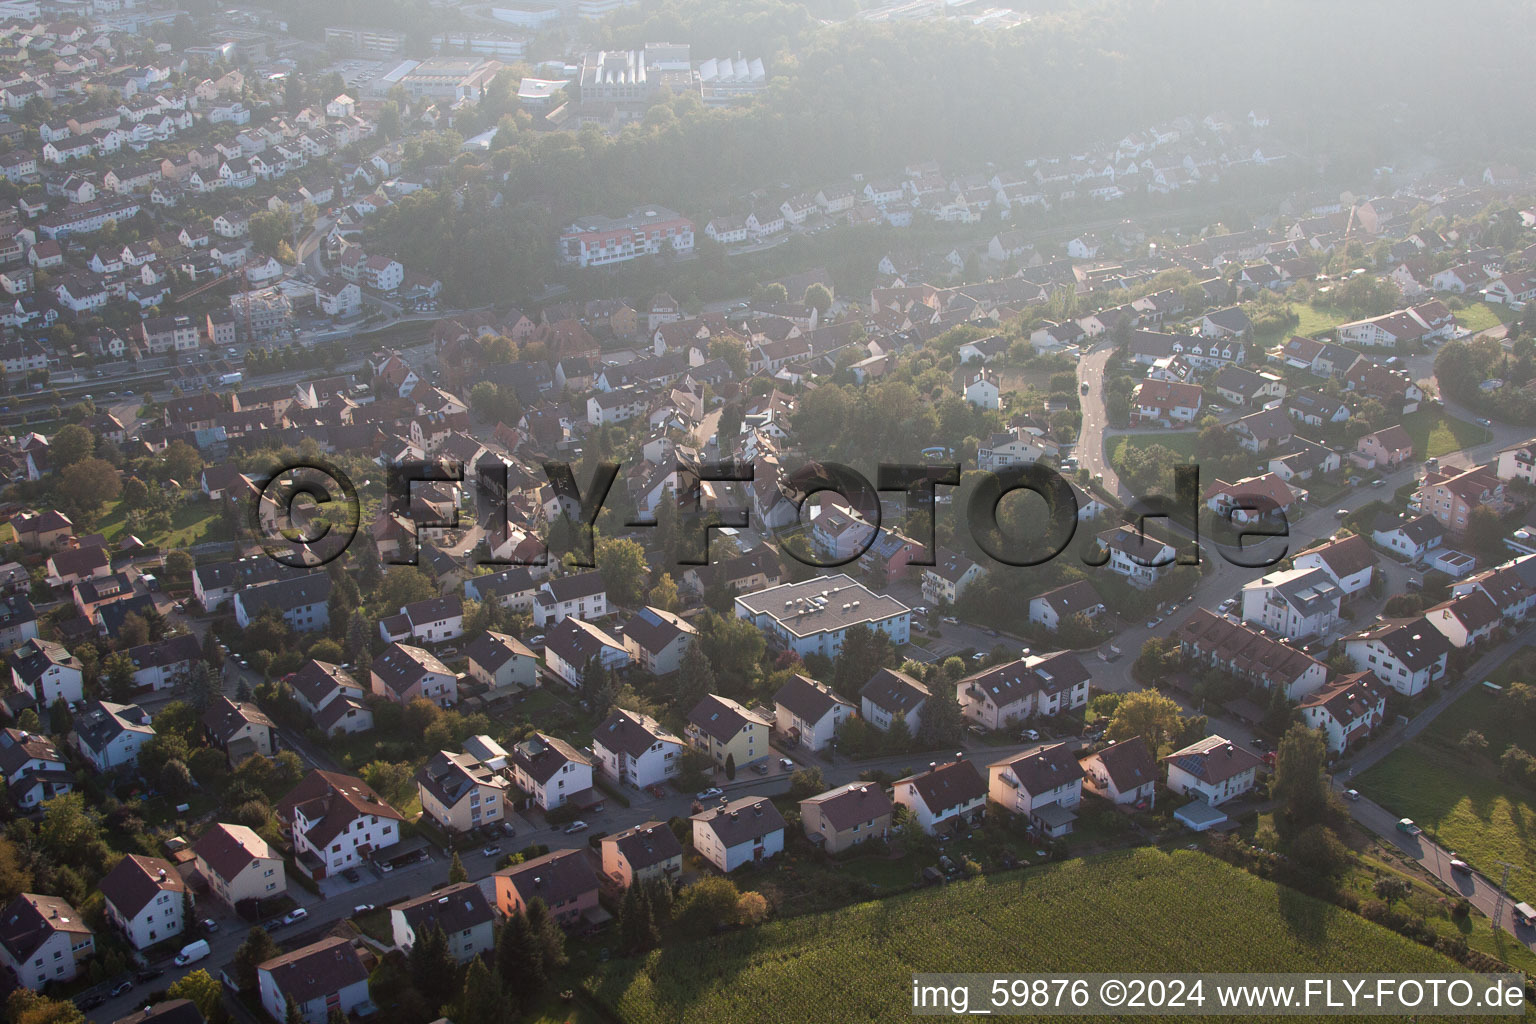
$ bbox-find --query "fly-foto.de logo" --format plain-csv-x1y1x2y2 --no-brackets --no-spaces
246,457,1293,574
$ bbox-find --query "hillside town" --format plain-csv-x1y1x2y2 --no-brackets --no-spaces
0,1,1531,1024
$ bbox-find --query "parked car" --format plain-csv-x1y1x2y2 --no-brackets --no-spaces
752,761,770,774
564,820,589,834
283,908,308,925
341,867,360,883
500,821,516,836
135,968,163,984
437,645,459,658
1080,381,1090,395
481,845,501,858
77,996,104,1011
353,904,375,914
200,917,218,931
695,787,723,801
1335,508,1349,518
109,979,133,997
1145,616,1162,629
1344,789,1360,801
1020,728,1040,741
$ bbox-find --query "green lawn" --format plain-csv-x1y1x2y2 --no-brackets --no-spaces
1454,301,1515,334
1400,408,1491,459
1359,648,1536,903
588,850,1465,1024
93,498,227,549
1291,303,1353,338
1108,430,1199,468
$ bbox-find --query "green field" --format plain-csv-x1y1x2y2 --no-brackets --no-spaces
1108,431,1199,468
588,850,1464,1024
1360,648,1536,902
1400,408,1491,459
1454,301,1514,334
1290,303,1353,339
94,497,227,549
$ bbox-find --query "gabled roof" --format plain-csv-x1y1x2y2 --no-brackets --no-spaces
603,820,683,871
773,673,853,725
0,894,89,963
992,742,1084,796
98,854,184,919
895,759,986,814
201,696,272,745
390,881,494,938
370,642,450,695
192,822,276,884
288,659,363,709
799,781,892,832
510,732,589,785
496,848,598,910
1164,735,1263,785
692,794,786,846
257,937,368,1004
592,708,680,758
1087,736,1156,793
687,694,771,744
859,668,928,716
277,770,404,846
1344,616,1451,670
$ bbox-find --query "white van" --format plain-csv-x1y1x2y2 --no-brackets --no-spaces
174,939,210,966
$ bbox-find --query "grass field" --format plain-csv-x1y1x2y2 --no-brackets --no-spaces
1454,301,1515,334
1400,408,1491,459
1360,647,1536,903
93,498,227,549
1291,303,1353,338
1108,431,1199,468
588,850,1464,1024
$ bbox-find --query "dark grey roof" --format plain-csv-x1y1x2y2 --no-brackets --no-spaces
390,882,494,938
692,795,786,846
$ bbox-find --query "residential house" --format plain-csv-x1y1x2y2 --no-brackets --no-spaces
686,694,771,769
192,823,285,909
1412,467,1509,535
1343,617,1451,696
416,750,508,834
1173,609,1328,700
590,708,683,790
1130,379,1202,426
370,643,457,708
1163,735,1262,806
464,631,537,692
956,651,1091,731
277,770,404,880
1371,512,1444,561
388,883,496,961
1423,590,1502,649
256,938,370,1024
892,759,987,835
986,743,1085,836
772,673,854,752
494,849,600,928
98,854,187,950
798,781,893,854
1238,566,1342,640
0,728,70,810
201,697,275,767
622,606,696,675
0,894,93,991
532,572,608,628
600,821,683,887
542,617,631,688
9,638,82,706
1028,580,1105,633
1293,534,1376,595
1096,526,1177,586
70,701,153,773
860,667,928,734
1296,672,1389,754
1081,736,1157,807
509,733,592,811
734,575,910,658
1355,425,1414,470
692,795,786,873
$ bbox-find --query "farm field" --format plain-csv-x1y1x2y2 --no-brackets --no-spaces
587,850,1463,1024
1360,648,1536,903
1400,408,1491,459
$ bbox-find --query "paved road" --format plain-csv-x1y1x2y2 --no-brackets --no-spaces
1075,343,1127,502
1332,621,1536,949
